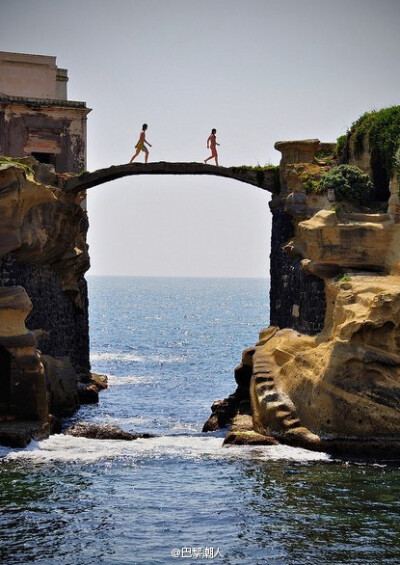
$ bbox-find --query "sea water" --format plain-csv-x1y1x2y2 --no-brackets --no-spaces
1,276,400,565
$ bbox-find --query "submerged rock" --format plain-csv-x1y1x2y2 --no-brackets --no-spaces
65,421,154,441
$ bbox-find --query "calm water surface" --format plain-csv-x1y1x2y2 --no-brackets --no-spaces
1,277,400,565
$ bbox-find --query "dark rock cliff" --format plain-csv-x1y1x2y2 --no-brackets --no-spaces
0,257,90,372
0,157,105,446
269,206,326,335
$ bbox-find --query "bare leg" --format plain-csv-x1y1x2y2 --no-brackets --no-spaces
144,150,149,164
205,152,218,165
129,149,140,163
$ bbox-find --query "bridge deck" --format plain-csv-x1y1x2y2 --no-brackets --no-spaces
63,162,277,193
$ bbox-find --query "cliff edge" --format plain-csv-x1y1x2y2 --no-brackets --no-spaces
205,107,400,458
0,157,105,446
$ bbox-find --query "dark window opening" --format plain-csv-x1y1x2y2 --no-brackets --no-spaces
371,148,390,204
31,152,56,166
0,345,11,411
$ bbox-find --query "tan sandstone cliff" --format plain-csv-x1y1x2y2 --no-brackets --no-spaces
205,111,400,457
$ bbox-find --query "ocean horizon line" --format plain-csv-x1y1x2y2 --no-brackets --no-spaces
86,273,270,281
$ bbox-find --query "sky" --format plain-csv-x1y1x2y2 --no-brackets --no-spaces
1,0,400,277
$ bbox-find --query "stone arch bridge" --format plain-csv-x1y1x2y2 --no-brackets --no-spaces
63,161,277,193
0,158,277,446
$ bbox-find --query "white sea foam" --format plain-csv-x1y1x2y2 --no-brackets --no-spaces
0,433,331,465
169,421,199,433
90,352,144,363
100,415,150,426
90,351,186,364
106,374,158,386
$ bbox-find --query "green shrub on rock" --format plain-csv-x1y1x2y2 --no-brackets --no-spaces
0,156,35,178
320,164,373,204
355,107,400,178
335,106,400,178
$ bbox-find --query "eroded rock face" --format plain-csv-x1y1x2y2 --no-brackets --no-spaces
246,276,400,455
0,159,89,298
0,285,53,447
206,135,400,457
0,158,92,446
42,355,80,417
297,210,394,273
0,286,48,422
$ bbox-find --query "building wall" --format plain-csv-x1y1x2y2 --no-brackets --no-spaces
0,51,63,100
0,51,90,173
0,101,89,172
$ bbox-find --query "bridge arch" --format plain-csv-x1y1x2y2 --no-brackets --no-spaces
63,162,277,194
84,172,272,278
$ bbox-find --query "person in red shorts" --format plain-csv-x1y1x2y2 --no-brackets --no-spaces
204,128,220,166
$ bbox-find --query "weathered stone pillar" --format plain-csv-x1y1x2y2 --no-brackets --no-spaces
270,140,326,334
0,286,48,420
274,139,320,198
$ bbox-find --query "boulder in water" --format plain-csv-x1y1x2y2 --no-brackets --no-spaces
65,422,154,441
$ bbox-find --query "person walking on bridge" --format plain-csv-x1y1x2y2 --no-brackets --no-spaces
204,128,220,166
130,123,152,163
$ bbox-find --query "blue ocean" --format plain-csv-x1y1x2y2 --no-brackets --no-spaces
1,276,400,565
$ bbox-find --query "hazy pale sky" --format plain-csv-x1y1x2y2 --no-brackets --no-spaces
1,0,400,277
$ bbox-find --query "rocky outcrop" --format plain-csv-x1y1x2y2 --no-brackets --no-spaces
65,422,154,441
206,124,400,457
0,157,100,446
0,286,48,420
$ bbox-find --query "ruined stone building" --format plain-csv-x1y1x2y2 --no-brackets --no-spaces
0,51,91,172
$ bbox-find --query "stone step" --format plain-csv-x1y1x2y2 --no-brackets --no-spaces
274,410,292,420
264,400,285,412
282,418,301,430
253,374,274,384
256,383,276,395
262,392,280,403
